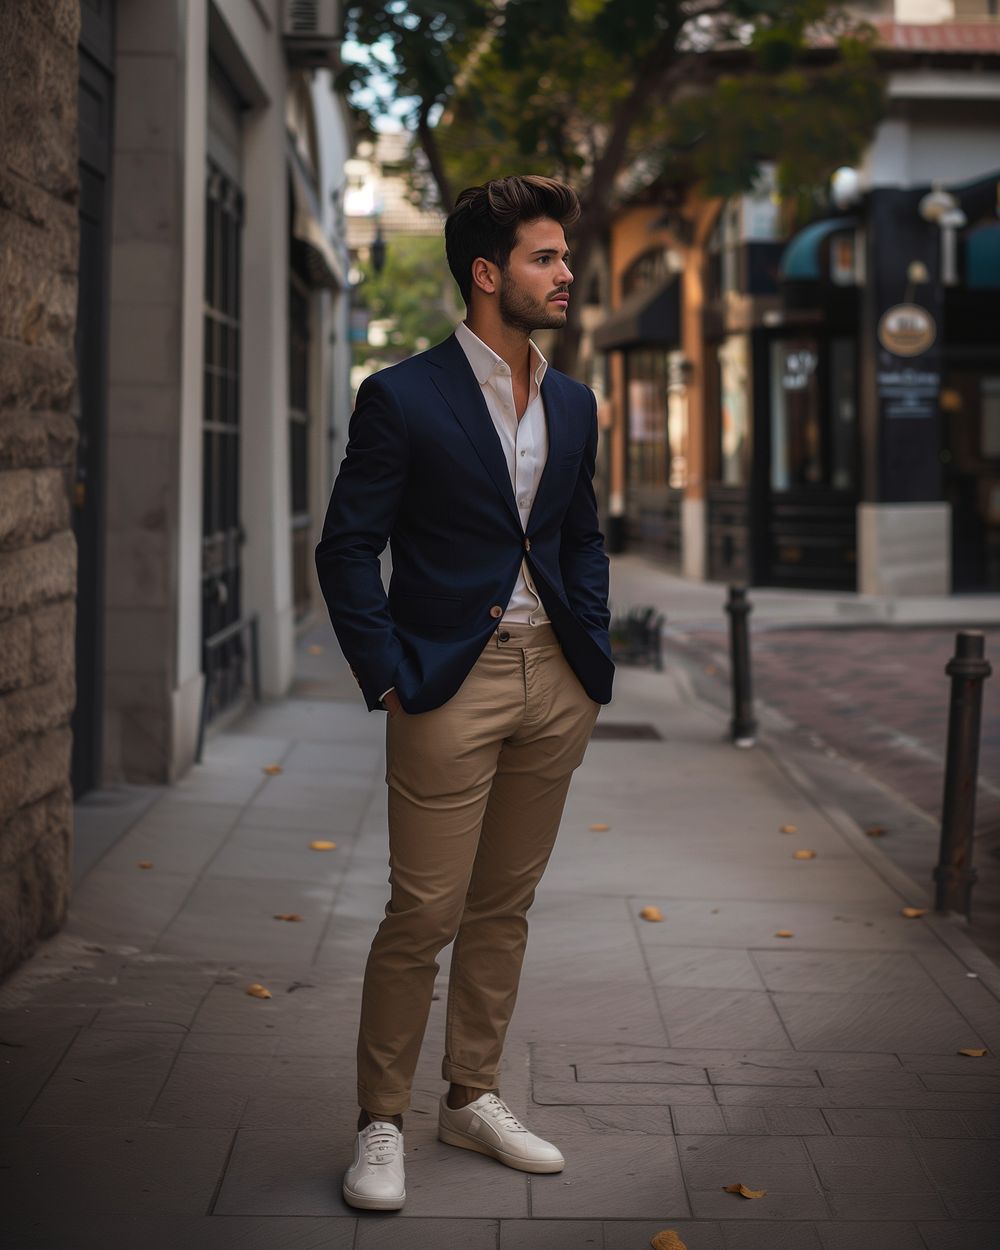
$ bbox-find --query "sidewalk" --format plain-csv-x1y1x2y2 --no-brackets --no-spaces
2,589,1000,1248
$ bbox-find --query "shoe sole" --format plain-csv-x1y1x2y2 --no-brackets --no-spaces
342,1182,405,1211
438,1123,564,1174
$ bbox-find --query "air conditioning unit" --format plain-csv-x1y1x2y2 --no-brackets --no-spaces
282,0,341,71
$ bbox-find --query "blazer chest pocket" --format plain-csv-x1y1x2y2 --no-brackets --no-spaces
391,592,462,629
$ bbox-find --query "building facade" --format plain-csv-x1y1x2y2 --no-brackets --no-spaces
1,0,355,977
596,8,1000,597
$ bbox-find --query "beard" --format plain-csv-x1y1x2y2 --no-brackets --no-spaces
498,272,568,334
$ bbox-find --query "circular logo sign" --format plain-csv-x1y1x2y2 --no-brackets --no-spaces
878,304,936,357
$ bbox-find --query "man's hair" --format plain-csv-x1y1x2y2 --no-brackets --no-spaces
444,175,581,304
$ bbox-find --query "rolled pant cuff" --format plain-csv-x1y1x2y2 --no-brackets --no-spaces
441,1059,500,1088
357,1085,411,1117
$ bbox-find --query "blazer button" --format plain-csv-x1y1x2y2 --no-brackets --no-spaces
489,605,503,619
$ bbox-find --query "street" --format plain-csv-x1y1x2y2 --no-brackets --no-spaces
1,558,999,1248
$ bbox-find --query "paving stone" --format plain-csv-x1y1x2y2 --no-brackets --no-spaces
644,947,765,990
497,1219,600,1249
816,1223,925,1250
772,988,979,1052
723,1107,769,1134
900,1053,1000,1075
804,1137,930,1192
715,1085,1000,1110
240,1095,359,1129
920,1072,1000,1093
684,1163,820,1195
0,1127,233,1213
574,1061,708,1085
818,1069,924,1089
708,1066,819,1087
943,1192,1000,1218
21,1029,182,1126
913,1138,1000,1191
719,1225,823,1250
657,988,790,1049
0,1025,78,1125
672,1105,728,1135
212,1127,365,1216
0,1217,358,1249
357,1218,499,1249
752,950,934,994
146,1052,272,1128
822,1109,914,1136
677,1134,810,1166
827,1193,949,1219
529,1133,689,1219
690,1189,829,1220
532,1079,716,1106
603,1221,725,1250
919,1225,1000,1250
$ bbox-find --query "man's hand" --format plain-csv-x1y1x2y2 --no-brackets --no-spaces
382,689,403,717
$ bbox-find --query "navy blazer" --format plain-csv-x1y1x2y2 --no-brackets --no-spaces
314,333,614,713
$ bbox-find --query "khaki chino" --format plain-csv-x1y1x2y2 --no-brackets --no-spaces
356,623,599,1115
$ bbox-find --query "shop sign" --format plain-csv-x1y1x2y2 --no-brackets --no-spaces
781,347,818,391
876,366,941,420
877,303,937,357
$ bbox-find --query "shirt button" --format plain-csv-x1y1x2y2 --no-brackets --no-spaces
520,449,527,457
489,605,503,619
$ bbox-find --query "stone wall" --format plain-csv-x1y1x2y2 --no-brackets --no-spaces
0,0,81,978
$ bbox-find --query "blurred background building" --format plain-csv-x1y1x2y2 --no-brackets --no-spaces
594,0,1000,598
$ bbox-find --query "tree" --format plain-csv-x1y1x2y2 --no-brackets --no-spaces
342,0,885,373
352,235,460,370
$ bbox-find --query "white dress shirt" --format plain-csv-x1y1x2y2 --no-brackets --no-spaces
454,320,549,625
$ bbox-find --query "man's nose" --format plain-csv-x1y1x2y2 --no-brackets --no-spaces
559,263,574,287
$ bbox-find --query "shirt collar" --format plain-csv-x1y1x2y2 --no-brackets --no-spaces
454,320,548,389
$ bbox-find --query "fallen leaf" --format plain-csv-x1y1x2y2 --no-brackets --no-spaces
307,645,324,655
137,861,154,870
704,664,717,675
650,1232,688,1250
901,907,929,919
639,906,664,922
774,930,795,939
793,850,817,860
724,1182,767,1199
958,1048,988,1058
309,839,337,851
246,983,272,999
780,823,797,834
865,825,887,838
590,822,610,832
262,764,283,775
273,913,304,923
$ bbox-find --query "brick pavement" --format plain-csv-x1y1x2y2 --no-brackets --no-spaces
2,611,1000,1249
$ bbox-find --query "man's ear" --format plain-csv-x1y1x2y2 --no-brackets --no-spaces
471,256,498,296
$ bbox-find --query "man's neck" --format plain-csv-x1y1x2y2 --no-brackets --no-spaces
462,315,532,377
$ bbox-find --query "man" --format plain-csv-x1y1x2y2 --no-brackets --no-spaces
315,174,614,1211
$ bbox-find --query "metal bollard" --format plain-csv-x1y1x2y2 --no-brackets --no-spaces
725,585,757,748
934,630,992,919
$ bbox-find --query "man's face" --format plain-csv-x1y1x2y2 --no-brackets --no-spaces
496,217,574,334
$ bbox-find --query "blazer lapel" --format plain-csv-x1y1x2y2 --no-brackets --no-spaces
427,335,521,528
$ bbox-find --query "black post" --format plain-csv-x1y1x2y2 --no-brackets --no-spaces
725,585,756,748
934,630,992,918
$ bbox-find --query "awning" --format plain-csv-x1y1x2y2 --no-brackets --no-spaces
289,159,346,290
592,278,680,352
967,223,1000,290
779,216,858,282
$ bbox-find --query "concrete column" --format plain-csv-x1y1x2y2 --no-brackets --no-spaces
240,62,295,696
857,502,951,596
104,0,205,783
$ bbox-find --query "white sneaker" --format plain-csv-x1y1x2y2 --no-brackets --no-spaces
438,1091,564,1174
342,1121,406,1210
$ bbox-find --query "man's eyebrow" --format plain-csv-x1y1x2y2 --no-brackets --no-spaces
530,247,571,259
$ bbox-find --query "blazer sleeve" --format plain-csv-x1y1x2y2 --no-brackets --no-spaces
314,374,408,711
558,389,611,636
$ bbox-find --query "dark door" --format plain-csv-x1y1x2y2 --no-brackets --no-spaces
944,369,1000,592
72,0,115,796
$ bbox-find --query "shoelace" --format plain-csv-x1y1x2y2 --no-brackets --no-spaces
363,1126,401,1165
480,1094,527,1132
